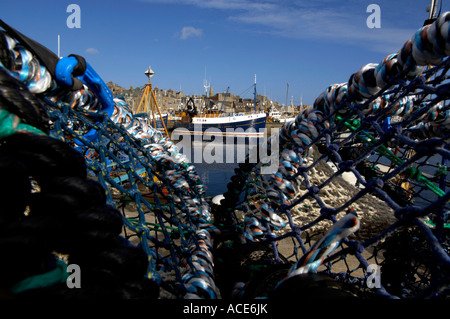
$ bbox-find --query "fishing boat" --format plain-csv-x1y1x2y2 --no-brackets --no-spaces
173,76,267,137
268,106,282,122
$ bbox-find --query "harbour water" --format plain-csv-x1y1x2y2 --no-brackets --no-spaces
185,140,253,197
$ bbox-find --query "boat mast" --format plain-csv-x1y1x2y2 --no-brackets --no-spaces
220,86,230,112
286,82,289,109
57,34,60,58
253,74,259,112
203,67,210,97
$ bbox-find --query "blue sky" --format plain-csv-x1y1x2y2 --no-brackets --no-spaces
2,0,449,106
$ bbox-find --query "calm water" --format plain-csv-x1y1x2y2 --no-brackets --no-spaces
196,161,238,197
187,140,252,197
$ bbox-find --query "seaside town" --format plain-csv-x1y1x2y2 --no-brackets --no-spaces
106,81,305,123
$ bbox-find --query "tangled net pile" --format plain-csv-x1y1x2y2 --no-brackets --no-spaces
216,14,450,299
0,19,216,299
0,12,449,300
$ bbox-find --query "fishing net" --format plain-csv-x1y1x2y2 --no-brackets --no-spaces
217,14,450,299
0,21,217,299
0,12,450,300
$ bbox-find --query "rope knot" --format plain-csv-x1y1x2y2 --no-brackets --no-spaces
365,177,384,190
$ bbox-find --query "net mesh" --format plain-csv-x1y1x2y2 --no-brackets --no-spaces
218,15,450,299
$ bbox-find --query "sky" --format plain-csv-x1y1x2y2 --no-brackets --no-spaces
2,0,449,107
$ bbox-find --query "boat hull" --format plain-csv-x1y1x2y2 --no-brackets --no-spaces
173,114,267,136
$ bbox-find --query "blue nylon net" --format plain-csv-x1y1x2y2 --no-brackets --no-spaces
214,14,450,299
